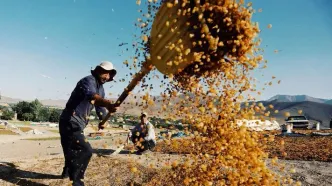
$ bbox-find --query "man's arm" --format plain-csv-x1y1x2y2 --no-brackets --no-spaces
80,77,114,110
95,89,108,120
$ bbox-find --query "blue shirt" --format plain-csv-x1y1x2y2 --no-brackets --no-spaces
61,74,107,126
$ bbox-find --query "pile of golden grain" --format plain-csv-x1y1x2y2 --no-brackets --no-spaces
126,0,300,185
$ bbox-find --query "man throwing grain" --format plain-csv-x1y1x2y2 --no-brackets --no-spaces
128,112,156,155
59,61,118,186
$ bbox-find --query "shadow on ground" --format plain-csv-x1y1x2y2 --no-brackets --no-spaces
93,148,132,156
0,162,61,186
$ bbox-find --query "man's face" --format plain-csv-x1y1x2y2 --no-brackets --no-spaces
141,115,147,123
98,71,110,84
98,70,116,84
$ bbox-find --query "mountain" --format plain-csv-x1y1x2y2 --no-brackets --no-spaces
0,96,22,104
0,94,157,116
257,100,332,128
1,94,332,126
325,99,332,105
267,95,329,103
0,96,67,108
39,99,67,108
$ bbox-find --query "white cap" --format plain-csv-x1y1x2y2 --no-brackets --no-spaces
141,112,148,118
98,61,116,71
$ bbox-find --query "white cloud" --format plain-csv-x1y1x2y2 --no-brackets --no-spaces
40,74,52,79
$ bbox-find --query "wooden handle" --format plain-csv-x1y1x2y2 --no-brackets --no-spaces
99,62,152,126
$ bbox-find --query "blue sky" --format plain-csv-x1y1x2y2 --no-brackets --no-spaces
0,0,331,101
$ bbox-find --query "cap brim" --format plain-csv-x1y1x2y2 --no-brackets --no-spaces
106,69,117,82
109,69,117,75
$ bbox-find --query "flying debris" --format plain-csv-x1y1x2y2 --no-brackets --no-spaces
119,43,128,47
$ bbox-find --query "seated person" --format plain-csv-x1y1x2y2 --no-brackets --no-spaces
128,112,156,154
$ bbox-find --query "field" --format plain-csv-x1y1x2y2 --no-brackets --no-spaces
0,129,18,135
154,134,332,162
0,124,331,186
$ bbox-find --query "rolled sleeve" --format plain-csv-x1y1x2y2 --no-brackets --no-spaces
79,77,97,100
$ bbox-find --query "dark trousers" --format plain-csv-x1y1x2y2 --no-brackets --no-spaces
59,119,92,181
136,140,156,152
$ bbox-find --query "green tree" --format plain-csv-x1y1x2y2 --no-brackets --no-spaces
29,99,43,121
12,99,44,121
22,113,34,121
13,101,32,120
0,108,15,120
49,109,61,123
38,107,51,122
12,99,63,122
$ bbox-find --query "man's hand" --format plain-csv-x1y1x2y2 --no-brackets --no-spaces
98,121,109,130
139,137,145,143
93,94,118,112
107,103,118,113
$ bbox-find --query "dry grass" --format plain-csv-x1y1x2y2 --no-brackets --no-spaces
8,120,31,125
23,137,60,141
292,129,332,134
0,129,18,135
19,127,33,132
0,125,6,129
267,136,332,162
48,129,59,133
0,157,162,186
105,127,127,130
154,132,332,162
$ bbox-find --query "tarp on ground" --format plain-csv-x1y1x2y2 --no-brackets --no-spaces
26,129,44,135
236,119,280,131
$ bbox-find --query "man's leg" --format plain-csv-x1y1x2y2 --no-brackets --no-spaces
147,140,156,150
67,131,93,184
60,134,70,178
136,140,155,155
59,120,71,178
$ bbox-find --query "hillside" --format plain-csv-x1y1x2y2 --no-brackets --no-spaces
267,94,329,104
0,96,22,104
259,100,332,128
1,95,332,126
0,96,67,108
325,99,332,105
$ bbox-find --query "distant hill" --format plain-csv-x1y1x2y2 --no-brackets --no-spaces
0,95,153,116
1,94,332,126
39,99,68,108
325,99,332,105
0,96,67,108
267,94,329,104
258,100,332,128
0,96,22,104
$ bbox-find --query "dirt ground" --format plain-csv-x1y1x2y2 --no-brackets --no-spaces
0,126,332,186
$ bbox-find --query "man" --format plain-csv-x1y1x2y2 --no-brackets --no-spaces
128,112,156,155
59,61,118,186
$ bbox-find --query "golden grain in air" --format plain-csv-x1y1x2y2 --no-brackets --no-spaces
284,112,290,117
298,110,303,114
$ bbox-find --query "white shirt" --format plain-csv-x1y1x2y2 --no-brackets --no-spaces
143,121,156,143
129,121,156,143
